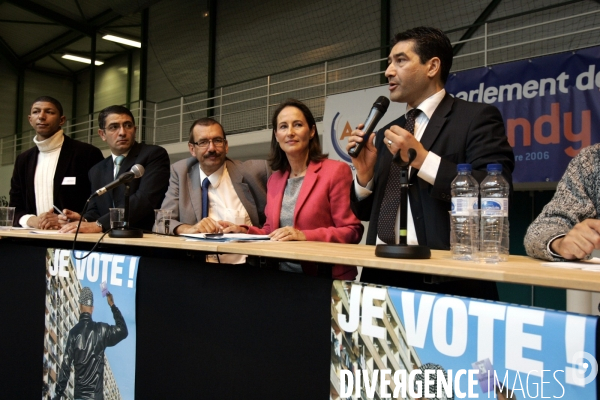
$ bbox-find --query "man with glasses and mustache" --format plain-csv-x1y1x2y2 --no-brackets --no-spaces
161,118,269,245
59,105,170,232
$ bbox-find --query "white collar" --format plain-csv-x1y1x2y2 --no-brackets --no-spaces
407,89,446,120
111,153,129,161
34,129,64,153
200,162,227,189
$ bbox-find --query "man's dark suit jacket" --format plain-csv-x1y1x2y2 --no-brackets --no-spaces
84,142,170,231
9,134,104,226
352,93,515,300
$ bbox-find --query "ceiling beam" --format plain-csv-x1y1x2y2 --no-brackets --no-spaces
49,54,75,74
19,10,122,66
6,0,95,36
25,64,74,78
0,19,58,25
87,9,123,27
0,35,18,70
107,24,142,28
20,30,86,66
73,0,87,21
453,0,503,56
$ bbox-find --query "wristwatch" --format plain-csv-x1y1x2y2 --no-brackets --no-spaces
96,220,103,230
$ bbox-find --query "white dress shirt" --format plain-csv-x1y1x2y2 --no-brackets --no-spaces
200,163,252,226
354,89,446,245
200,163,252,264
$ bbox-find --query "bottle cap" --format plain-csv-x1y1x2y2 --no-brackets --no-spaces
457,163,472,172
487,163,502,172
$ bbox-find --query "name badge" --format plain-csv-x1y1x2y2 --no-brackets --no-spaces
62,177,76,185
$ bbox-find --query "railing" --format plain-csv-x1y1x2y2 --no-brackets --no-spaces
2,8,600,166
0,101,144,166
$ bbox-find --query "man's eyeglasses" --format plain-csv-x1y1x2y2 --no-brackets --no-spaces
190,138,226,148
103,122,135,134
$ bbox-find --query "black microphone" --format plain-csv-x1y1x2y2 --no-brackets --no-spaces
92,164,145,197
393,148,417,166
348,96,391,158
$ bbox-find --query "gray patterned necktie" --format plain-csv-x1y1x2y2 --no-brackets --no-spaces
114,155,125,180
377,108,421,244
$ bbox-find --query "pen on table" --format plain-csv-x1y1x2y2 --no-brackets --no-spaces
53,205,70,222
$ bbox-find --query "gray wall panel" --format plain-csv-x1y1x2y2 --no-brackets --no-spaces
214,0,380,88
147,0,210,103
0,63,17,138
22,70,73,129
94,53,129,111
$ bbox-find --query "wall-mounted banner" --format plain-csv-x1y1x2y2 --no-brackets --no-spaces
331,281,599,399
323,46,600,183
323,86,406,169
43,249,138,400
446,46,600,183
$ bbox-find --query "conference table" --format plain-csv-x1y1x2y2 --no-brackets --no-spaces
2,230,598,398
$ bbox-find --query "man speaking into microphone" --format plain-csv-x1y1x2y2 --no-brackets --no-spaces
346,27,514,300
59,105,170,233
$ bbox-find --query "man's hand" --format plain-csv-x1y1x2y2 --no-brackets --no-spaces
269,226,306,242
346,123,377,186
221,221,248,234
384,125,429,169
58,221,103,233
57,209,82,226
550,219,600,260
174,218,223,234
26,215,39,229
107,293,114,307
36,208,61,230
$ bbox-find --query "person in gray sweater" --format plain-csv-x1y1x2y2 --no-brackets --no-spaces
525,143,600,261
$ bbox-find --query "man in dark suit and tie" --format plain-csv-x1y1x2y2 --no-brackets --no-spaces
59,105,170,232
9,96,104,229
347,27,514,300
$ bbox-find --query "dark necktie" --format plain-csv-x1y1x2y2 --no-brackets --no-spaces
114,155,125,179
377,108,421,244
201,177,210,219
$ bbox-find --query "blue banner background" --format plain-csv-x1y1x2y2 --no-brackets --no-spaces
71,250,138,400
446,46,600,183
389,287,598,399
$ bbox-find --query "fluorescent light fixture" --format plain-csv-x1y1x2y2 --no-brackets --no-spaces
102,34,141,48
62,54,104,65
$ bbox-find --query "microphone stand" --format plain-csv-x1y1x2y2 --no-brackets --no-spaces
375,149,431,259
109,184,143,238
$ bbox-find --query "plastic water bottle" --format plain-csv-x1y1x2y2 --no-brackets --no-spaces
480,163,509,263
450,164,479,260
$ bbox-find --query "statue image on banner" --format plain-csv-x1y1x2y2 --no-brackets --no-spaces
42,248,138,400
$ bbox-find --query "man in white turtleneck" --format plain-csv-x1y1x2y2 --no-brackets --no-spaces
9,96,104,229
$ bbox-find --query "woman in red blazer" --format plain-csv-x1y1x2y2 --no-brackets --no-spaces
224,99,363,279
